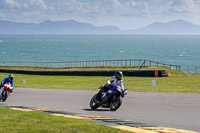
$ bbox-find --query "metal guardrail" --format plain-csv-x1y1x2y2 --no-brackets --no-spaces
0,59,198,73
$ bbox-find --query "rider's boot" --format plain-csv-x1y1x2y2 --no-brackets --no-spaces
96,90,102,103
96,85,109,104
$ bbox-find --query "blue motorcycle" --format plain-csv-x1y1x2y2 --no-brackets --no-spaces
90,85,127,111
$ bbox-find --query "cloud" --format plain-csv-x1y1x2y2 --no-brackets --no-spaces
0,0,20,9
51,0,89,13
0,12,5,18
169,0,200,13
27,0,48,10
0,0,151,20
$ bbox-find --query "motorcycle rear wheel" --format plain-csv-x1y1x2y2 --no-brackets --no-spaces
90,94,100,109
110,96,122,111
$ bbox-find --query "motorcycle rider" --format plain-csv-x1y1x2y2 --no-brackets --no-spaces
96,71,125,102
0,74,14,99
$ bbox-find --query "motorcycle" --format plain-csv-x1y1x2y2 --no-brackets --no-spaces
0,83,14,102
90,85,127,111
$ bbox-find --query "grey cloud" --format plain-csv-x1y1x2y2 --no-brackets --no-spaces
0,0,20,9
169,0,200,13
27,0,48,10
0,12,5,18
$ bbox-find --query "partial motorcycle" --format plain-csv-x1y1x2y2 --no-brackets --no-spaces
0,83,13,102
90,85,127,111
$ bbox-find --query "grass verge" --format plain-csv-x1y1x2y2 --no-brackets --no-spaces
0,66,179,71
0,108,129,133
0,66,199,94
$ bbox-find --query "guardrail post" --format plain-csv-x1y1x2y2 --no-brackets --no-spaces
187,66,189,73
139,59,141,66
195,66,197,73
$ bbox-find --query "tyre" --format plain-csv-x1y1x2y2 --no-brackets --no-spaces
90,94,100,109
110,96,122,111
2,91,7,102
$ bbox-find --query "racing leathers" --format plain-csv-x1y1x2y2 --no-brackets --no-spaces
96,76,125,101
104,76,125,92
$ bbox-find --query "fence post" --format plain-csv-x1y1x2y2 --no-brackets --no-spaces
187,66,189,73
196,66,198,73
139,59,141,66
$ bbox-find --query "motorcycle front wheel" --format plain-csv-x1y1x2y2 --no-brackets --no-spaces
2,91,7,102
90,94,100,109
110,96,122,111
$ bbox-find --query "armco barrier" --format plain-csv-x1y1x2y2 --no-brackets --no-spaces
0,69,168,77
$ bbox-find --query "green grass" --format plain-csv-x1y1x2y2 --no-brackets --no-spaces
0,108,129,133
0,66,199,93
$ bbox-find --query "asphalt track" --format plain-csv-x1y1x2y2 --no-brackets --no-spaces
2,88,200,132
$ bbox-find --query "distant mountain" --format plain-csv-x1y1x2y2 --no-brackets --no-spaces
1,19,200,35
0,19,121,34
125,20,200,35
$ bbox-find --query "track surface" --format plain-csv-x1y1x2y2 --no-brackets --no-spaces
3,88,200,132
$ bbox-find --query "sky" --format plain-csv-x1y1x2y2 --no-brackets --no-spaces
1,0,200,30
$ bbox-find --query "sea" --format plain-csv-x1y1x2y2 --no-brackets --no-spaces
0,35,199,68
